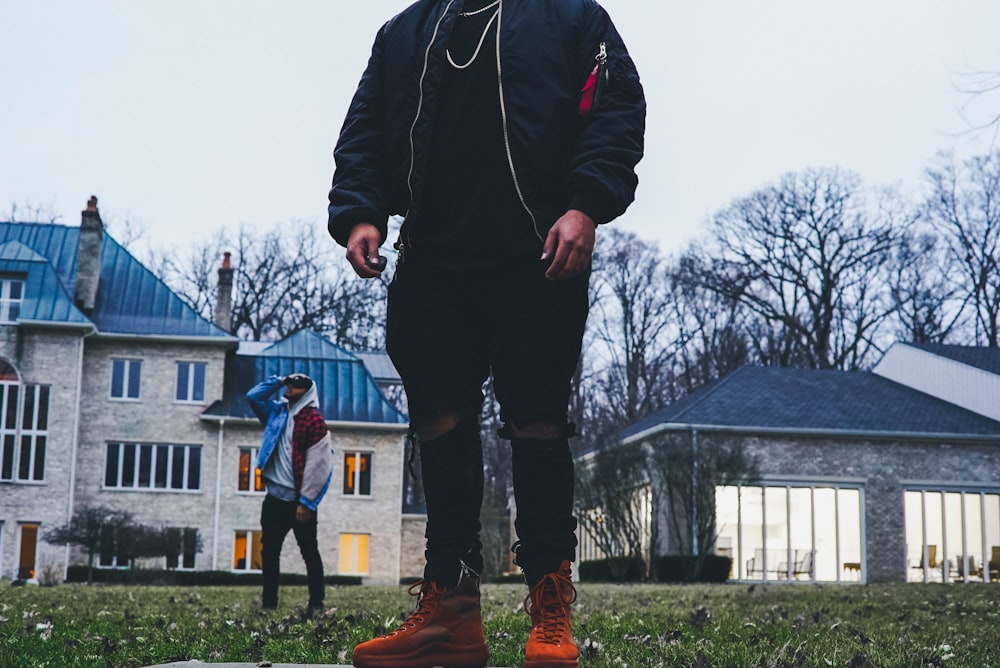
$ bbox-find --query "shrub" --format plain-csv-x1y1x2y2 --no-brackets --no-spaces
579,557,645,582
651,555,732,583
64,567,361,586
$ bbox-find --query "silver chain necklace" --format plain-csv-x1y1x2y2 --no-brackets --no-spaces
458,0,500,17
447,5,499,69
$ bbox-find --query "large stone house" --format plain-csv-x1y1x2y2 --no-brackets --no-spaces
599,343,1000,584
0,200,418,585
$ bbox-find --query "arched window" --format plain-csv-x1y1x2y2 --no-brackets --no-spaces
0,359,19,382
0,357,48,482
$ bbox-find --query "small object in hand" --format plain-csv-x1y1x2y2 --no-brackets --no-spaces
366,255,388,272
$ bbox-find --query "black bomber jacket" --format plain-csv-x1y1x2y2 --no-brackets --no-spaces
327,0,646,248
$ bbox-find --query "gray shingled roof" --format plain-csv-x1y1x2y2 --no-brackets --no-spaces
620,366,1000,444
911,343,1000,376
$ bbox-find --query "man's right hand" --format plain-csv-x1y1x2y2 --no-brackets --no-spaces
346,223,384,278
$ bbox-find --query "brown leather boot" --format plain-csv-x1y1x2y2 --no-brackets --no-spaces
352,573,489,668
523,560,579,668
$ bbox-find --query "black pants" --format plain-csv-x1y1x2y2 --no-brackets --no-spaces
260,495,324,608
386,257,586,586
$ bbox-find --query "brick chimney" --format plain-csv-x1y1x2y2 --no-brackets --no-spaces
215,251,234,332
74,196,103,315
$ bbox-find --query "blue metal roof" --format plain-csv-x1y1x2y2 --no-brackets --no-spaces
619,366,1000,444
205,330,407,425
0,241,91,326
0,222,232,339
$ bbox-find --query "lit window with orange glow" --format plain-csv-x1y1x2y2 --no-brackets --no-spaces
237,447,264,492
343,452,372,496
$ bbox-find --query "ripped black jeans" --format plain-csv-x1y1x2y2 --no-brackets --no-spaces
386,256,588,586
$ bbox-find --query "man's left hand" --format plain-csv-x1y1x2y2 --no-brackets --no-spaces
295,504,314,523
542,209,596,280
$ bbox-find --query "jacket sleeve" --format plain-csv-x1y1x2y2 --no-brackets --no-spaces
567,5,646,226
327,23,390,247
246,376,284,425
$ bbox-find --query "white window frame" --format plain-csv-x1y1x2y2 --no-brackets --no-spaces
103,442,202,491
342,451,373,497
0,277,24,323
0,381,50,484
174,361,207,404
109,359,142,401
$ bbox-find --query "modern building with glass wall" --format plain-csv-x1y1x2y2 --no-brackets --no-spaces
609,345,1000,584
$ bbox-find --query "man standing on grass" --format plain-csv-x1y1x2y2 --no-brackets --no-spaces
246,373,333,612
327,0,644,666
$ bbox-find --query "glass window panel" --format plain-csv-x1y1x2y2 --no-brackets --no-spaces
176,364,189,401
343,453,355,493
155,445,169,488
764,487,788,580
122,444,136,487
4,385,17,429
250,531,264,570
0,435,11,480
715,486,739,579
193,364,205,401
359,453,371,495
238,449,251,491
171,445,185,489
127,361,141,399
32,436,44,480
138,445,152,487
925,492,945,582
837,488,862,580
0,362,16,381
21,386,34,430
788,487,814,581
9,281,22,299
111,360,125,398
105,443,119,487
740,486,764,580
963,493,984,583
18,435,31,480
233,531,248,569
812,488,838,581
36,386,48,430
985,495,1000,584
944,492,965,582
182,529,197,569
187,447,201,490
905,490,924,582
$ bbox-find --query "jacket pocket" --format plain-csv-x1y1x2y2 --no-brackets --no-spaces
578,41,607,118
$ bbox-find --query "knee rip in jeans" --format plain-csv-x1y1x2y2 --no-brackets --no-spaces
498,419,577,441
414,411,461,441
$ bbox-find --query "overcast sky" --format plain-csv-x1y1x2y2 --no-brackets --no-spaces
2,0,999,258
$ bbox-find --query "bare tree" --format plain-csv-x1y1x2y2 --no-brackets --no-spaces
576,443,653,580
43,505,133,583
2,201,62,223
158,221,387,348
695,168,908,370
887,228,964,343
923,150,1000,346
585,229,676,440
647,433,759,581
671,253,752,396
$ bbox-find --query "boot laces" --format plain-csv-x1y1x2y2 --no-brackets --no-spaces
524,572,576,644
389,580,445,635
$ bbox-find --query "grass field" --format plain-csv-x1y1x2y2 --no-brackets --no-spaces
2,581,999,667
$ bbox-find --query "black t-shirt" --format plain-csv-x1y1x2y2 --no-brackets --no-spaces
405,3,541,269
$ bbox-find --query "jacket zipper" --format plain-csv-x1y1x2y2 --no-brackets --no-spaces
403,0,457,251
494,0,542,241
